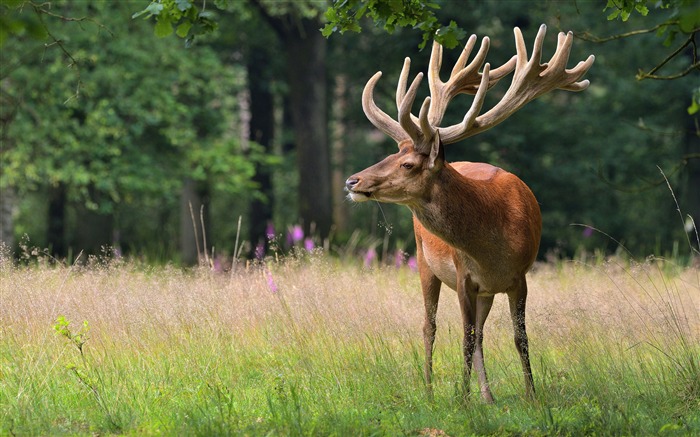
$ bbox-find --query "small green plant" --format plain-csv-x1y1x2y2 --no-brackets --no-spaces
54,315,89,355
53,316,122,432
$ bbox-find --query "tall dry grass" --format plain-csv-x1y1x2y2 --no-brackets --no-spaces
1,251,698,435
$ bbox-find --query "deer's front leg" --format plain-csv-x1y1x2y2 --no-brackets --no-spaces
456,271,477,401
474,295,495,403
417,246,442,397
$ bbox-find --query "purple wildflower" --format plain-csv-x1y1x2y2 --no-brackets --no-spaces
582,227,594,238
265,268,278,293
364,247,377,268
289,225,304,244
255,242,265,260
394,249,405,268
266,222,275,239
406,256,418,272
304,238,315,252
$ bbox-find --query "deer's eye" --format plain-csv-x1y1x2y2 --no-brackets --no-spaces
401,162,414,170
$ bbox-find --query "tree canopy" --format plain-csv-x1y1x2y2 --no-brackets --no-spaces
1,0,697,262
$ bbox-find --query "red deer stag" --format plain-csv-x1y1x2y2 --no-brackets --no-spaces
346,24,594,402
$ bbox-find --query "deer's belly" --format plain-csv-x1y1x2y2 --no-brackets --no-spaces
421,242,510,295
421,243,459,291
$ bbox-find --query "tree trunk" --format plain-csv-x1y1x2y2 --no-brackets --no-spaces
180,177,210,265
73,205,114,256
284,18,332,239
247,45,275,251
331,75,349,234
0,186,16,251
47,184,67,258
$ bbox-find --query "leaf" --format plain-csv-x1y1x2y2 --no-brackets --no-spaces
154,16,174,38
175,0,193,12
3,0,25,7
321,23,335,37
634,4,649,16
688,89,700,115
678,6,700,33
434,21,466,49
607,9,620,21
132,2,164,19
176,21,192,38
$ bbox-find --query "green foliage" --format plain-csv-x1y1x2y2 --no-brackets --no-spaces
53,315,89,353
2,1,258,235
322,0,466,49
689,87,700,115
0,0,47,46
604,0,700,43
604,0,655,21
52,315,123,431
1,0,696,260
133,0,217,44
603,0,700,27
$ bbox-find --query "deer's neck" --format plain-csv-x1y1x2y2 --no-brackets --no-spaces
410,164,495,254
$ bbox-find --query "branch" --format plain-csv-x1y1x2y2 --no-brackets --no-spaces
33,4,82,103
31,2,113,36
21,1,113,103
596,153,699,193
636,31,699,80
579,22,698,82
576,21,677,43
637,61,700,80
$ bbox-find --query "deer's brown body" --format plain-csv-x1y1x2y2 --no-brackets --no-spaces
346,24,593,402
413,160,541,294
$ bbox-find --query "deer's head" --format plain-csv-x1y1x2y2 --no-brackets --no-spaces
346,25,595,205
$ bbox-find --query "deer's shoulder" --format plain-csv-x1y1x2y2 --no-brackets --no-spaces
449,161,504,182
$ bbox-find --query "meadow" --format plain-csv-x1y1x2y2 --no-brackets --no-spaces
1,250,698,436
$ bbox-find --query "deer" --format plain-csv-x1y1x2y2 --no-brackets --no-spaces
345,24,594,403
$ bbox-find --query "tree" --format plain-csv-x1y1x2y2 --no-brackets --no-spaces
1,1,257,258
134,0,334,240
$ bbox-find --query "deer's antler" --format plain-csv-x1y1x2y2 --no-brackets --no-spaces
362,24,595,152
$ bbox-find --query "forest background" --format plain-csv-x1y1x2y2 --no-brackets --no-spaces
1,0,698,265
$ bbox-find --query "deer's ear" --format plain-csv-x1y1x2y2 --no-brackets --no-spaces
427,131,444,170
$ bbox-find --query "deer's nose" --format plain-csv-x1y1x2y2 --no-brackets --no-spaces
345,177,360,191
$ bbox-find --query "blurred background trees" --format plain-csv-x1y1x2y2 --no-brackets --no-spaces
1,0,697,264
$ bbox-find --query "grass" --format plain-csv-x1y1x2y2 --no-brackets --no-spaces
1,252,698,436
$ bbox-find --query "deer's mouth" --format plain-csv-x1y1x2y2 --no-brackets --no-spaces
347,189,373,202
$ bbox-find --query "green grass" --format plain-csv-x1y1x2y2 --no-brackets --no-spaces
1,253,698,436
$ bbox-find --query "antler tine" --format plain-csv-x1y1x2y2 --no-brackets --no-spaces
556,32,596,91
450,35,477,78
418,96,436,151
440,24,595,144
561,55,595,91
438,63,491,142
527,24,547,68
426,35,491,127
396,58,412,112
398,72,425,144
548,31,572,72
362,71,411,143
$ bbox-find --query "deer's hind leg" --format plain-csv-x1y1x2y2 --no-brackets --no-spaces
508,278,535,398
